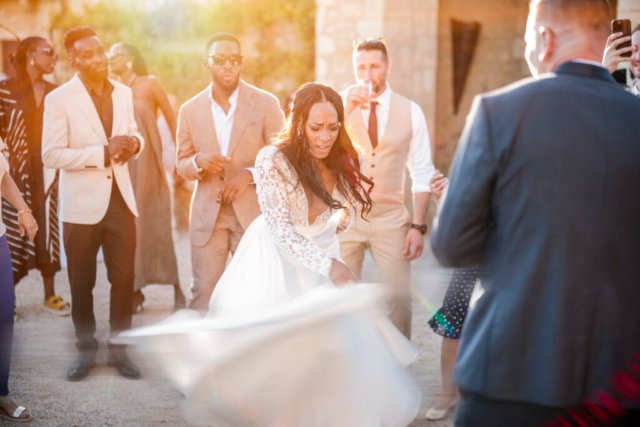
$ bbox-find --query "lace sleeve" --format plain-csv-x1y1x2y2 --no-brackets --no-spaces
255,146,332,276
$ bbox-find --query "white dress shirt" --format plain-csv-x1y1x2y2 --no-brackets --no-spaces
359,84,436,193
209,85,239,157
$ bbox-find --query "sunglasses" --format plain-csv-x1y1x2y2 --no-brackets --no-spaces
208,54,243,67
31,47,57,57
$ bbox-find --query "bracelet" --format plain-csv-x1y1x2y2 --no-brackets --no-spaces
17,208,32,216
410,223,428,235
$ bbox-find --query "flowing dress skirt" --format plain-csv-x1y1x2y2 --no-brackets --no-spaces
118,213,420,426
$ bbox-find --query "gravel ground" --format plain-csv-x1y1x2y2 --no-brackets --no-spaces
9,231,456,427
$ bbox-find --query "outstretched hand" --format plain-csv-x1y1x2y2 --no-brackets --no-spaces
329,259,358,286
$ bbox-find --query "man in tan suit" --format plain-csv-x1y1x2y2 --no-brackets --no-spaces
341,38,436,338
177,33,284,310
42,27,144,381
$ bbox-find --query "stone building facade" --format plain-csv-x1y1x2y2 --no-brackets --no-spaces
0,0,86,80
316,0,640,172
2,0,639,170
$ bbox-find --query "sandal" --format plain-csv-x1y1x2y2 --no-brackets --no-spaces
0,397,32,422
42,295,71,316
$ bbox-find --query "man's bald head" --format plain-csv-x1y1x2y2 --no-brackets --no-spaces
532,0,611,36
525,0,613,77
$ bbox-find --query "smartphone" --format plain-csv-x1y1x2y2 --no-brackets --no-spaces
612,19,632,58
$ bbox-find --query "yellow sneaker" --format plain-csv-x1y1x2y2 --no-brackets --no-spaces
43,295,71,316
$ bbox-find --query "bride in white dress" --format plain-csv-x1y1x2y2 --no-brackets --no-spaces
118,83,420,426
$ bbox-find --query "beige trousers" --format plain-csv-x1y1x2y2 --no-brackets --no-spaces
339,205,412,338
189,203,244,311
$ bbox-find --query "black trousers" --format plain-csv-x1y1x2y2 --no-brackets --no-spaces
456,389,640,427
0,235,14,396
63,184,135,354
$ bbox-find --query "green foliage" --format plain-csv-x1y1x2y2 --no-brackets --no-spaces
50,0,315,104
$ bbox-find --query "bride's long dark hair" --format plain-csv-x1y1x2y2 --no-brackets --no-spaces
278,82,373,218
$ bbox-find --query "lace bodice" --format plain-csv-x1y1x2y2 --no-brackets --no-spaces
255,145,355,276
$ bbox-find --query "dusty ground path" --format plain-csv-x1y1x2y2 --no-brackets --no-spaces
10,232,456,426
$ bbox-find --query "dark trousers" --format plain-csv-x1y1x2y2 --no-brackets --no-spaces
63,184,135,354
456,389,640,427
0,235,14,396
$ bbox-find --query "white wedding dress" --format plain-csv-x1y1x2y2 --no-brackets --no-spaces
117,146,421,426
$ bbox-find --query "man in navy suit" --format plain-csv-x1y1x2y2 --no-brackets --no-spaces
431,0,640,425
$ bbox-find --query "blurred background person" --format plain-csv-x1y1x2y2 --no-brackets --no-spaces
0,36,70,317
424,170,481,421
0,136,37,422
156,93,193,234
108,42,186,311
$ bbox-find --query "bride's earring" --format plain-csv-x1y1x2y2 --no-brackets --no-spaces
296,127,303,140
29,58,35,67
126,61,133,69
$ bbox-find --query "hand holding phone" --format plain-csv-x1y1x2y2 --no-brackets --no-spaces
612,19,632,58
603,19,635,73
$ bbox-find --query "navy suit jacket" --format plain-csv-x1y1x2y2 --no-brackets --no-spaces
431,62,640,407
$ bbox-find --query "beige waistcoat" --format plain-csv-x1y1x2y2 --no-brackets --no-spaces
345,92,412,214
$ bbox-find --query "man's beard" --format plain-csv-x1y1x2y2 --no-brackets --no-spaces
214,73,239,91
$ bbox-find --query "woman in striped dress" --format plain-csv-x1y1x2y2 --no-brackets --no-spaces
0,36,69,316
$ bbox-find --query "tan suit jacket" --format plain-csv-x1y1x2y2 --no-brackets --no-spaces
42,74,143,225
176,80,284,247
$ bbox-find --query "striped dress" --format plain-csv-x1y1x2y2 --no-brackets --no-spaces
0,79,60,284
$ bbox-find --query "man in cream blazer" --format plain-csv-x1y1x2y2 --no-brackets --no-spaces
177,33,284,310
42,27,144,381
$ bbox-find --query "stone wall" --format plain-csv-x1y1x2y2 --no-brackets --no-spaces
315,0,528,173
0,1,54,77
434,0,530,172
0,0,86,79
618,0,640,28
315,0,439,131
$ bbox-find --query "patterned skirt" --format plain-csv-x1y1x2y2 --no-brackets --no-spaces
428,266,480,339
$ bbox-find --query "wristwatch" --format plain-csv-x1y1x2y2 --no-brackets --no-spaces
410,223,428,235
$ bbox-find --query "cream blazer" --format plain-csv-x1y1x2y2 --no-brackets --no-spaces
42,74,144,224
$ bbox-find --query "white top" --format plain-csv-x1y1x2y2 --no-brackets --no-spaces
0,140,7,237
359,84,436,193
208,84,239,157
